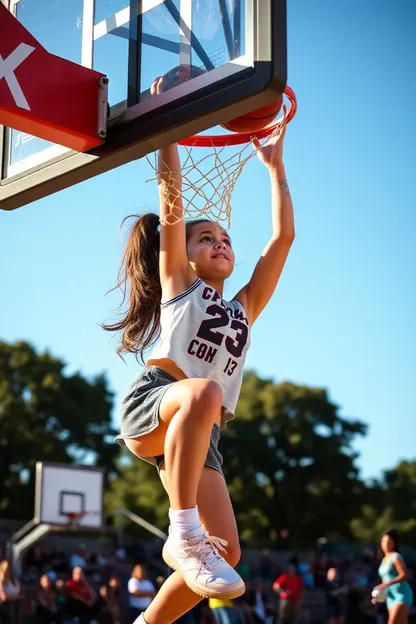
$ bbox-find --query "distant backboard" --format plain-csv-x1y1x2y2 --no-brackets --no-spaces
0,0,286,210
35,462,104,530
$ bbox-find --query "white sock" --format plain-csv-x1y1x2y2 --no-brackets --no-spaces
169,506,201,535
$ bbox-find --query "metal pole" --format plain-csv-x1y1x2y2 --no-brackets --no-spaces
12,524,53,574
119,508,166,539
11,518,38,543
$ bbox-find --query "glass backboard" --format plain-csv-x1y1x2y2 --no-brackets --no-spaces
0,0,287,210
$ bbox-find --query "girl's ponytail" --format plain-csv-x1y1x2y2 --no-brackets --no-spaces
103,213,161,360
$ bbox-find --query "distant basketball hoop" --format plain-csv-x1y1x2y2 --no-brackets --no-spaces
64,511,101,531
10,462,104,572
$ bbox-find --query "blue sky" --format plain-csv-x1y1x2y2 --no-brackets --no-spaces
1,0,415,481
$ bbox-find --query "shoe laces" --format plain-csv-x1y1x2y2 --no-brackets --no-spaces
181,531,228,567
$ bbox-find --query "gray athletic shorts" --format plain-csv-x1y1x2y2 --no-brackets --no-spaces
116,366,224,475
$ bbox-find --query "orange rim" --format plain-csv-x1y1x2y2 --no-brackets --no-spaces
178,86,297,147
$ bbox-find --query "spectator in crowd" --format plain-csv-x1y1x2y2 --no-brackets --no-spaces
44,564,58,584
48,543,68,575
0,559,23,624
23,545,48,581
87,552,106,586
98,577,121,624
361,549,377,585
345,562,371,624
375,529,414,624
115,548,126,563
66,565,99,624
108,576,122,623
36,574,60,624
298,560,314,589
209,597,241,624
273,559,304,624
325,567,348,624
69,545,88,570
55,579,68,622
98,586,113,624
102,554,123,585
259,551,274,582
128,564,156,621
243,579,275,624
314,554,330,588
350,563,369,588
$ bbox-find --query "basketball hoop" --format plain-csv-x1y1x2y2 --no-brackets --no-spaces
146,86,297,226
64,511,99,530
178,86,297,147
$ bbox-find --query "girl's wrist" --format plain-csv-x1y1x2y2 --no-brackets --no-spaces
268,161,285,176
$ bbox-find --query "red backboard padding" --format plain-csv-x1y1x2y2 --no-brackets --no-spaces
0,4,107,152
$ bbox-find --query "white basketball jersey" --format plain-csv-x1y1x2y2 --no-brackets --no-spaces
149,278,251,416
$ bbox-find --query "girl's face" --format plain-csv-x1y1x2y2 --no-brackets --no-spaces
186,222,235,282
381,535,394,554
40,575,51,589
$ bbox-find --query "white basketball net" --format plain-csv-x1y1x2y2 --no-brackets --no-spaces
145,124,282,227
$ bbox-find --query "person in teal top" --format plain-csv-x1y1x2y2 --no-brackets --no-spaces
374,529,413,623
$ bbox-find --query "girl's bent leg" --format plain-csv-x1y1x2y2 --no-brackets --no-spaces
143,467,242,624
161,379,223,509
126,378,244,601
125,378,223,509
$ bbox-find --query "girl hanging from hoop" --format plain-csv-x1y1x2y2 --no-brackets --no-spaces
105,77,295,624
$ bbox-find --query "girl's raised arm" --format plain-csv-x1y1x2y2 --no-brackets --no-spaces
235,116,295,324
157,144,189,291
151,76,192,297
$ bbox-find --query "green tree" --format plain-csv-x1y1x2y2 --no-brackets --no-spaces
383,460,416,522
350,505,416,544
220,371,367,545
106,371,368,546
351,461,416,545
0,340,118,519
105,456,169,531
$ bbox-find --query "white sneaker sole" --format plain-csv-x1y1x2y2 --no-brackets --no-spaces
162,543,245,600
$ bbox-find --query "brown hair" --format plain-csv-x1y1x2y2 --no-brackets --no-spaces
103,214,211,360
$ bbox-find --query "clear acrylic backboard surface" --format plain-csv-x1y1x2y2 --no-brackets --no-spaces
1,0,286,209
6,0,246,176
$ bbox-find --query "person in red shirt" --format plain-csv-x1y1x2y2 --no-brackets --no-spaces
66,566,99,623
273,559,304,624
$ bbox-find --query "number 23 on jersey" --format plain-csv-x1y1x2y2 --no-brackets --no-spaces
187,302,249,376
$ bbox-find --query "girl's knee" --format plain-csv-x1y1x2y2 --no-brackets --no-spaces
185,379,223,415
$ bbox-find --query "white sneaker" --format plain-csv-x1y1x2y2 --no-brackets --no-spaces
162,525,245,599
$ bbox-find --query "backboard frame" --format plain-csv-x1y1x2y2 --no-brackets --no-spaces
0,0,287,211
34,461,104,531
